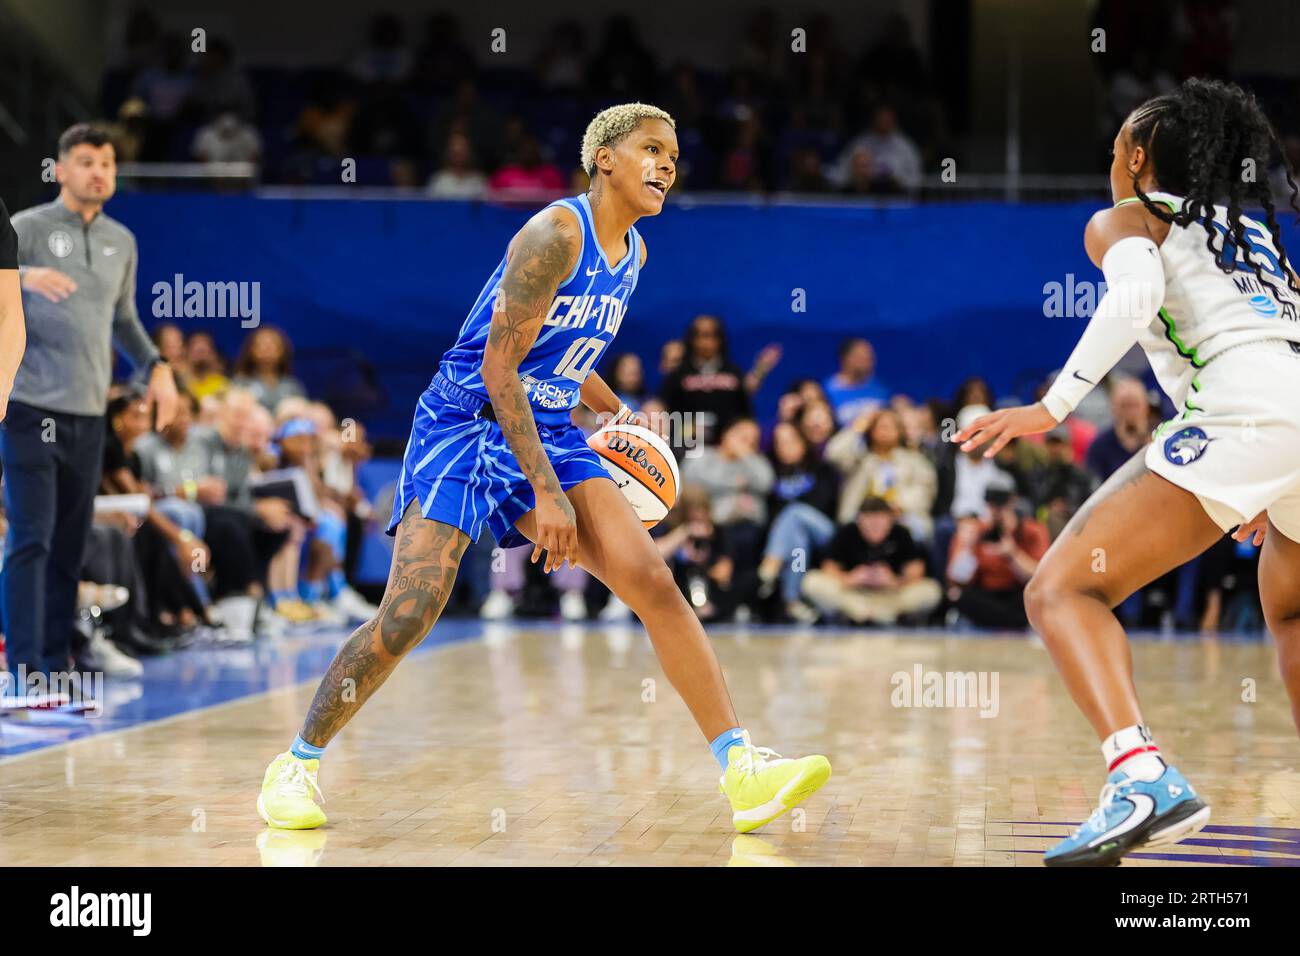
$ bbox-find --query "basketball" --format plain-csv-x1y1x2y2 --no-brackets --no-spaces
587,423,680,528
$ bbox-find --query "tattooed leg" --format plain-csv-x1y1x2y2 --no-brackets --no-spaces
298,499,468,747
1023,450,1221,737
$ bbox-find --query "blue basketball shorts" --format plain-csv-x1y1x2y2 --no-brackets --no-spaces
387,374,611,548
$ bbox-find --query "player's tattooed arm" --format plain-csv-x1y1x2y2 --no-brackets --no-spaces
482,206,582,571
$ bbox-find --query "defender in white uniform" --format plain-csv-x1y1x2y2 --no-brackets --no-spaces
1083,190,1300,540
954,79,1300,867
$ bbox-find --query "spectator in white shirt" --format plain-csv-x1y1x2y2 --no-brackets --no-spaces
427,132,488,200
192,111,262,164
829,104,922,193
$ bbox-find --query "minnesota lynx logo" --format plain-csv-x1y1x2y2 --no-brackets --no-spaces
1163,426,1214,466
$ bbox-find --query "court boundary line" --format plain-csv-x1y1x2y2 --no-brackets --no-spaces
0,627,482,767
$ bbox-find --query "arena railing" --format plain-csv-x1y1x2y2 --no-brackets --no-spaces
114,163,1112,204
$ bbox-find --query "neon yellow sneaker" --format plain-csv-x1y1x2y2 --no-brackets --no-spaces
728,835,797,867
256,828,329,866
257,752,327,829
720,733,831,833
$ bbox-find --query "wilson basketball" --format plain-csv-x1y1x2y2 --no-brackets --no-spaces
587,423,680,528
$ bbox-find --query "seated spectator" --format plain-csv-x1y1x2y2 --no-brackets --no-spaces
658,314,752,446
898,397,941,454
658,338,684,378
426,131,488,200
840,145,895,195
952,376,994,414
768,421,838,520
80,520,157,670
185,389,296,637
231,326,306,411
274,416,379,623
945,488,1049,629
1087,376,1156,481
828,104,922,193
152,322,192,394
604,351,647,411
802,497,940,624
1033,374,1099,458
757,422,840,622
184,330,230,401
658,487,742,622
191,108,263,164
681,417,773,617
488,135,566,198
794,398,837,458
823,337,889,427
296,75,356,159
943,405,1018,520
786,147,830,192
826,407,937,542
1027,427,1097,538
102,389,210,636
767,379,831,448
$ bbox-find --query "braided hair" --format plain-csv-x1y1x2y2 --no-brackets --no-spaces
1126,77,1300,299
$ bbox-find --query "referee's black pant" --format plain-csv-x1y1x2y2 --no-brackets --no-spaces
0,401,105,677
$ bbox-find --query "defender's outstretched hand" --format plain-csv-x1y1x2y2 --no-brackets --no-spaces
1232,511,1268,547
951,402,1058,458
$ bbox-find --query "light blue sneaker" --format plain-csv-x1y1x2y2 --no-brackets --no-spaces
1044,765,1210,867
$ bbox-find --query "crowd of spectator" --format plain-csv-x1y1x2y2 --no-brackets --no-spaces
0,322,380,681
464,318,1267,637
0,312,1270,686
102,7,947,195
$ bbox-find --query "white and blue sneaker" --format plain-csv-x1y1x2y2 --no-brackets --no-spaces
1044,765,1210,867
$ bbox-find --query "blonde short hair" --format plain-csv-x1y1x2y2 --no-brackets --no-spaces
580,103,675,176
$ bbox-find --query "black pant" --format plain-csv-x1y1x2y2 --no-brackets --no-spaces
0,402,105,676
953,585,1030,629
202,504,287,598
133,523,205,623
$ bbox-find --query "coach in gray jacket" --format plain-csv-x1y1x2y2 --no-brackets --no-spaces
1,123,177,678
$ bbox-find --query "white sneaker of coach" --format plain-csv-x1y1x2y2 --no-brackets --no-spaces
559,590,587,621
87,632,143,678
332,586,380,622
598,594,633,622
480,589,514,620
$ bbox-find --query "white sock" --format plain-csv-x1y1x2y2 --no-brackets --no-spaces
1101,724,1167,782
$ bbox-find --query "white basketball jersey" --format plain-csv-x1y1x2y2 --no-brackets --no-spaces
1125,191,1300,406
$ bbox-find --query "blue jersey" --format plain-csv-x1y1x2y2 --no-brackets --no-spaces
437,193,642,419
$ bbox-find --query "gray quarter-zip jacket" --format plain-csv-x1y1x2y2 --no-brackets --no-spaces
11,198,159,416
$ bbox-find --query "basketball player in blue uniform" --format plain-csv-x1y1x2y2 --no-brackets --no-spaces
258,104,831,832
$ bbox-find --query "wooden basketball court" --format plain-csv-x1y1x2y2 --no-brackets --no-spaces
1,623,1297,866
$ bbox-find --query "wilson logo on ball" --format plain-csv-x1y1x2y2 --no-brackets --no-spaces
605,435,669,488
588,424,680,529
